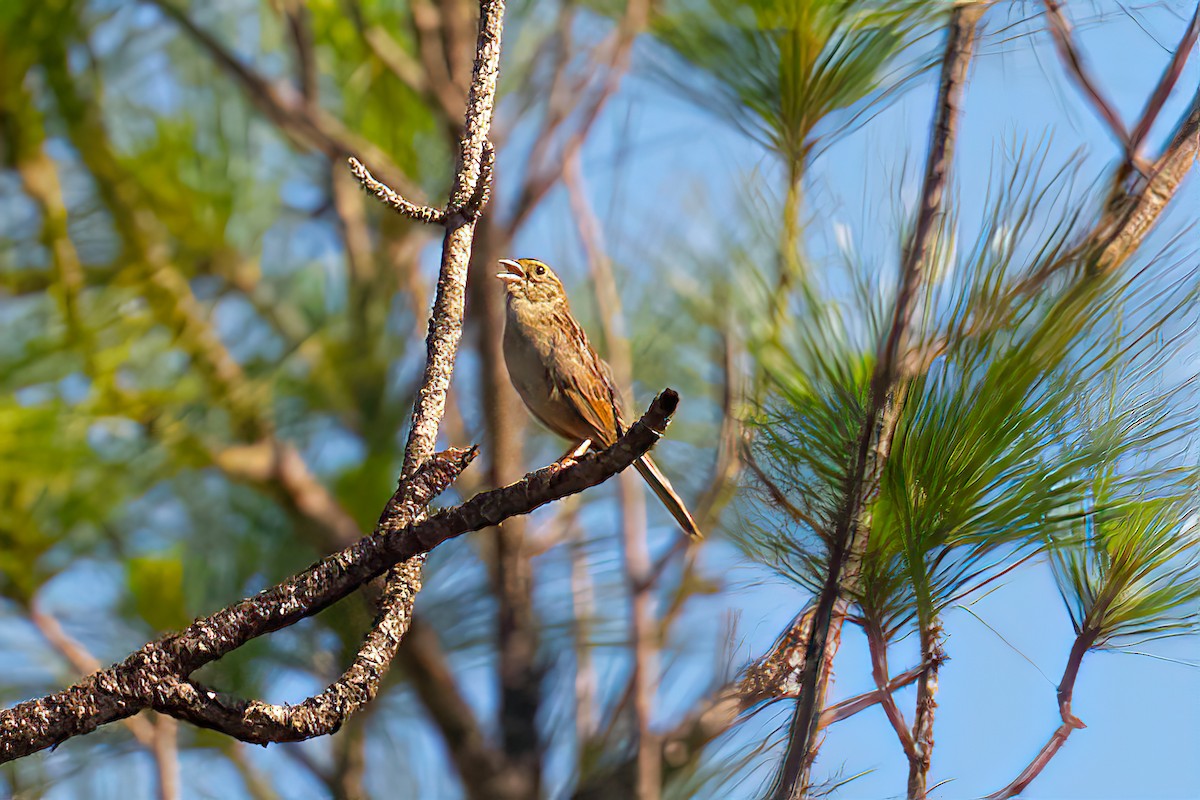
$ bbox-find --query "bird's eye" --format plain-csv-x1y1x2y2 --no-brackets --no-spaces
535,265,546,276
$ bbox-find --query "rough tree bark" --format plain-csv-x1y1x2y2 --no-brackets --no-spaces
0,392,682,761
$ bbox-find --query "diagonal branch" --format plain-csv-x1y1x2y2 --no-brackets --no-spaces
1040,0,1129,147
820,662,929,726
28,605,179,800
348,157,447,224
907,79,1199,372
771,5,989,796
984,626,1099,799
1093,82,1200,273
0,390,681,763
151,560,426,744
1126,2,1200,159
144,452,478,745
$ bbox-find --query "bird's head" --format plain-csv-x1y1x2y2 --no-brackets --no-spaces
497,258,569,308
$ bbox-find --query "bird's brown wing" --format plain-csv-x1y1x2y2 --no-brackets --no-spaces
548,310,623,447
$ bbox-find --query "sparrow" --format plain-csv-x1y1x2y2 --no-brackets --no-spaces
497,257,702,540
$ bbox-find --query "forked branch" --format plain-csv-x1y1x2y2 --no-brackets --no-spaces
0,391,681,761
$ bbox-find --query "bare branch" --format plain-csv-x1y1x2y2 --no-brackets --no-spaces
1041,0,1130,146
0,391,680,762
818,662,928,726
411,0,471,121
606,610,925,784
655,611,917,779
149,557,425,744
361,23,431,97
400,0,504,477
984,627,1099,799
1126,2,1199,158
349,156,447,224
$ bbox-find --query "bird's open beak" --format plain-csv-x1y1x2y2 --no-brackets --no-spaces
496,258,525,284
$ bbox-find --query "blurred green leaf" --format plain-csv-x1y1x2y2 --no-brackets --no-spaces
126,552,190,632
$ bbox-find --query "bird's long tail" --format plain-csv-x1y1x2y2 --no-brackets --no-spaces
633,455,703,540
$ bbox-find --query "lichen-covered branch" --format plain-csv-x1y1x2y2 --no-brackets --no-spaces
0,391,679,762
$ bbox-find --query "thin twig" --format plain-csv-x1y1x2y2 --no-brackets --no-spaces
1041,0,1130,146
1126,2,1200,159
983,627,1098,799
818,662,928,727
348,157,447,224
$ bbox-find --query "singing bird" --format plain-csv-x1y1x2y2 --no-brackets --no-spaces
497,257,702,540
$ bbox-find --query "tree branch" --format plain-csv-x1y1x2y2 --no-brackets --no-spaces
908,77,1199,373
984,626,1098,799
348,157,447,224
819,662,928,726
1126,2,1200,159
1093,82,1200,272
0,391,679,762
1040,0,1130,147
772,6,988,796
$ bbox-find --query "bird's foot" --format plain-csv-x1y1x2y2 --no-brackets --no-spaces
557,439,593,465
